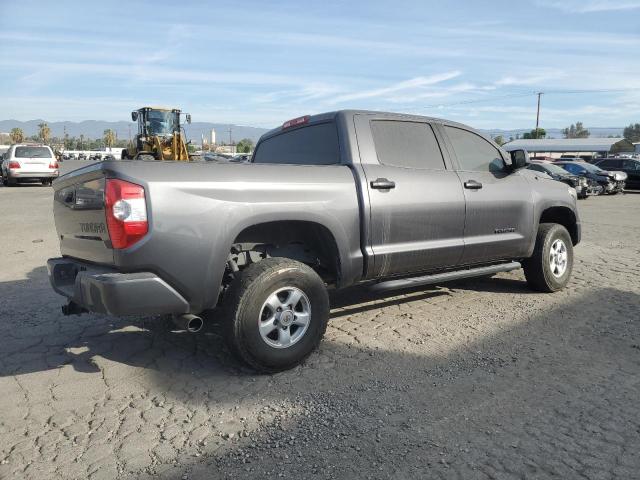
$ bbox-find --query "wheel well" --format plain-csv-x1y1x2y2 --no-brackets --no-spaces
229,221,341,285
539,207,578,245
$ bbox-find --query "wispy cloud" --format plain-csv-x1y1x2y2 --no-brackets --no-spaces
327,72,462,104
536,0,640,12
494,72,567,87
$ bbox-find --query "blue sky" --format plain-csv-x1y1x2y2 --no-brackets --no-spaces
0,0,639,129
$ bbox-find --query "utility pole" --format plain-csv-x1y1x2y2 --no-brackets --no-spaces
535,92,543,138
228,126,233,146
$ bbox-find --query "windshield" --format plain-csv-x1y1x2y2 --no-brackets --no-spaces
579,163,606,174
14,146,52,158
144,110,179,136
541,163,571,175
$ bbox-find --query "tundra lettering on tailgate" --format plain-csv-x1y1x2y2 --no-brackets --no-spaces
79,222,106,234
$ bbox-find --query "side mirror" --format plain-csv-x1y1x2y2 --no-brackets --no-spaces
509,149,529,170
186,114,192,124
131,111,138,122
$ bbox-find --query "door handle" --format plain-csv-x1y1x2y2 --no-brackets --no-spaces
464,180,483,190
370,178,396,189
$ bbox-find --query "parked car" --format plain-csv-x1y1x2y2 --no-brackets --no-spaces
78,153,87,160
202,153,230,162
47,110,580,372
1,144,59,186
555,160,626,194
594,157,640,190
527,160,602,198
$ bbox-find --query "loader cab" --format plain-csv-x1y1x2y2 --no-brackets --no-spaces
132,108,181,138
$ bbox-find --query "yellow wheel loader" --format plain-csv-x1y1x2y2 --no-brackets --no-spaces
121,107,199,161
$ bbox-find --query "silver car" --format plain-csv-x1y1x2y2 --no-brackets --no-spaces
1,144,59,186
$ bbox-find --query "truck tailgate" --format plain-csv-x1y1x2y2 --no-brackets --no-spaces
53,164,114,265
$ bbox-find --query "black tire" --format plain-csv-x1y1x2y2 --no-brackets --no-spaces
121,149,128,160
6,176,16,187
523,223,573,293
137,154,156,161
221,257,329,373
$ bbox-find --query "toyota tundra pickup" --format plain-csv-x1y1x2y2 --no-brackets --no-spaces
47,110,580,372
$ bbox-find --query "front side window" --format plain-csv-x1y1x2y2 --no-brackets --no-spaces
370,120,445,170
14,146,52,158
444,126,504,173
253,123,339,165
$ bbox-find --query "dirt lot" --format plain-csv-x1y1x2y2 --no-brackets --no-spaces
1,167,639,479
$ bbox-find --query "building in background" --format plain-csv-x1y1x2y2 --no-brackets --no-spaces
504,138,634,160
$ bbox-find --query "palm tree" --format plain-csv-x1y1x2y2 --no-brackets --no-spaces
103,129,116,148
10,128,24,144
38,122,51,144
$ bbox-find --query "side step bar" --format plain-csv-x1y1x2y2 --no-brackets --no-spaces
369,261,521,293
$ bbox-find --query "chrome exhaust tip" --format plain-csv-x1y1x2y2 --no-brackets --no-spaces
173,314,204,333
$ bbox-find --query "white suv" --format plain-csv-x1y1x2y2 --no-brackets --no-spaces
1,144,59,186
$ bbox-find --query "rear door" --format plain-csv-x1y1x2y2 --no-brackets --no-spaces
13,146,53,173
440,125,534,265
622,160,640,188
354,115,466,278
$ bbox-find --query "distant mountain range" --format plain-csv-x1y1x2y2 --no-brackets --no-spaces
0,119,270,143
0,120,625,143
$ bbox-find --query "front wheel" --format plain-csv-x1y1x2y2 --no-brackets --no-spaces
523,223,573,292
221,258,329,372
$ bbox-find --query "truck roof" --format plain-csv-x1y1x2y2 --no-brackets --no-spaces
259,109,482,142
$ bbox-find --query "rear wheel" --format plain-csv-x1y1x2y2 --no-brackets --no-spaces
523,223,573,292
221,257,329,372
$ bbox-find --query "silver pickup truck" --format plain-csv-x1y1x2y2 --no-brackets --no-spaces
47,110,580,372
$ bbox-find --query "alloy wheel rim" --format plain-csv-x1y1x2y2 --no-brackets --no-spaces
549,239,568,278
258,287,311,349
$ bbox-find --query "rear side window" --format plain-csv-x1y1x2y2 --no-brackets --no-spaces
14,146,52,158
599,159,618,169
444,126,504,173
253,123,339,165
370,120,445,170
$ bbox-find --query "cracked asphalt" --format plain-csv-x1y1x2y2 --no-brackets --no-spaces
1,166,639,479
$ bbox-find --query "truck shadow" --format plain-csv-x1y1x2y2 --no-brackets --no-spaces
1,266,639,478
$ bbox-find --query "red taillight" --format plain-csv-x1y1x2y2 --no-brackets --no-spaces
282,115,309,129
104,179,148,249
8,161,20,169
49,161,59,169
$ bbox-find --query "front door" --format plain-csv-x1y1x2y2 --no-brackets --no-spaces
354,116,466,278
440,125,534,265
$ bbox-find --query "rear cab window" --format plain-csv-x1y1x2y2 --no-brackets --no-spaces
253,122,340,165
14,146,53,158
370,120,445,170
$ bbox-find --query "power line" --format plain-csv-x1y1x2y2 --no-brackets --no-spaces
423,87,640,109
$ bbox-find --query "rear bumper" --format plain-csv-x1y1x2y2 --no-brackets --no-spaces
8,171,59,179
47,257,189,316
